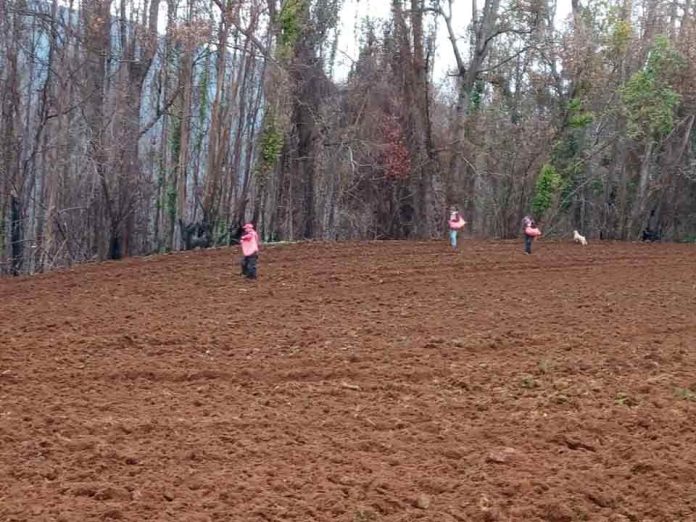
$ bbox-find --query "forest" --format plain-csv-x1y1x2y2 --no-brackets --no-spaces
1,0,694,275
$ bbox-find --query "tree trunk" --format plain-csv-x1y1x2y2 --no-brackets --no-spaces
174,41,194,249
631,140,654,236
442,0,501,214
10,192,22,275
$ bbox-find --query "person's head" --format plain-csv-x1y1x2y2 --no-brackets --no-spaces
243,223,254,231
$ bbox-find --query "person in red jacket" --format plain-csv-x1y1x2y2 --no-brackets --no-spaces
448,208,467,249
240,223,259,279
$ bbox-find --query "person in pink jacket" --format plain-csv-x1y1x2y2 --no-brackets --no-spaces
240,223,259,279
522,215,541,254
448,208,467,249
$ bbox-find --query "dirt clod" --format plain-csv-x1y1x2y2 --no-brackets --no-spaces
486,447,518,464
415,494,431,509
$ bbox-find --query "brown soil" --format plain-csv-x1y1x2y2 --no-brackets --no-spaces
1,240,695,521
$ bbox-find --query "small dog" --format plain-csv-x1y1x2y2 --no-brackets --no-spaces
573,230,587,246
641,228,661,242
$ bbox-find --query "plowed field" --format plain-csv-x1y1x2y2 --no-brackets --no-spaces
1,240,695,521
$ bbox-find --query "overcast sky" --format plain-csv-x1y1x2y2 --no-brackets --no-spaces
333,0,574,83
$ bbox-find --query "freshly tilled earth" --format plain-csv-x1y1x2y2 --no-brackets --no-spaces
1,240,695,521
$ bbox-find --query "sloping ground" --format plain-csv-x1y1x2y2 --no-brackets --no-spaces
1,240,695,521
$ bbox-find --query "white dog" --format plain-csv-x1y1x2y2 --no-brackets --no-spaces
573,230,588,246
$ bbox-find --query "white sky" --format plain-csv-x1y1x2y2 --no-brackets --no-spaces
333,0,574,83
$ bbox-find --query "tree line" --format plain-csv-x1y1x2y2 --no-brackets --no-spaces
1,0,695,275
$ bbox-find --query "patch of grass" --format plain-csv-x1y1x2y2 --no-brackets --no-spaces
615,392,638,407
520,374,539,389
674,387,696,402
537,358,553,375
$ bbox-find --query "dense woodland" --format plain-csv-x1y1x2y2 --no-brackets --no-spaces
1,0,695,275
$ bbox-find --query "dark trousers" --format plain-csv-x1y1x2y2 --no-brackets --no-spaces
524,234,533,254
241,254,258,279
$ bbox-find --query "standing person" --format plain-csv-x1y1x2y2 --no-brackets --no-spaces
240,223,259,279
448,208,467,249
521,215,541,254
